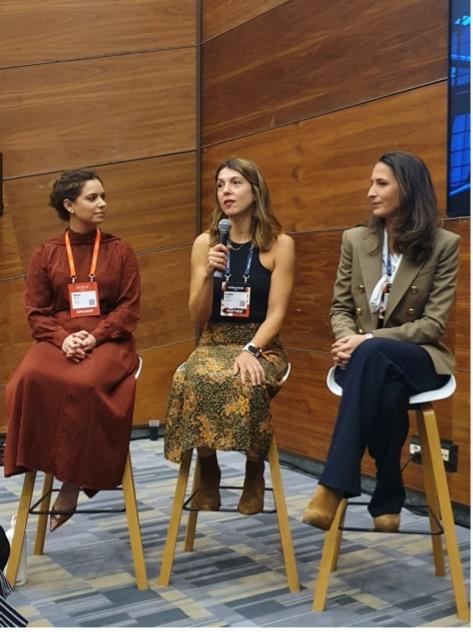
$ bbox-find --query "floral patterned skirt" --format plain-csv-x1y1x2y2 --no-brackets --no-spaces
164,321,288,463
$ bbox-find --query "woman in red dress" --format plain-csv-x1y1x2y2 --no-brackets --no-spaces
4,169,140,531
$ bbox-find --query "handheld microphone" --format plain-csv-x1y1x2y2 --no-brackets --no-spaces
213,218,232,279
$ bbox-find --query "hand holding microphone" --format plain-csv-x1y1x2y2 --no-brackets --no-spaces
210,218,232,280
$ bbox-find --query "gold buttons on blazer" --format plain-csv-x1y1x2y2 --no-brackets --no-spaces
358,284,365,293
356,307,363,315
358,328,364,334
407,307,415,315
410,285,418,294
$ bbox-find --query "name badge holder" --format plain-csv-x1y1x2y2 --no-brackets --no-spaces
220,246,253,318
66,229,101,317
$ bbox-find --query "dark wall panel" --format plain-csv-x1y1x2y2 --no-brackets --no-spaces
202,0,447,145
0,0,196,67
203,0,288,40
136,247,194,351
134,340,195,423
0,49,196,178
202,83,448,232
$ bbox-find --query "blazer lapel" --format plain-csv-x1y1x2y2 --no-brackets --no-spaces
359,230,381,297
384,257,423,321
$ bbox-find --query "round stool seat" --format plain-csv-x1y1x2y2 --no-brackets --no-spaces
326,366,456,404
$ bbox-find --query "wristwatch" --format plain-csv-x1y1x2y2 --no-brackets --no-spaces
243,342,263,358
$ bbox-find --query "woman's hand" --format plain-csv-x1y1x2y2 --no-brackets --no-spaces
233,351,265,386
61,333,87,363
61,331,97,362
206,243,229,277
331,334,368,368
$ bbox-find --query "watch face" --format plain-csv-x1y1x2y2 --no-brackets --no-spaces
247,344,260,356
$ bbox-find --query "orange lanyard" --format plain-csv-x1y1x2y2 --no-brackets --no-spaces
65,229,101,283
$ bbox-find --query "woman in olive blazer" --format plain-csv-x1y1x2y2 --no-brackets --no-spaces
303,151,460,533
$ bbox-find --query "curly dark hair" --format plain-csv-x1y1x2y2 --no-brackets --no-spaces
369,151,439,263
50,169,103,221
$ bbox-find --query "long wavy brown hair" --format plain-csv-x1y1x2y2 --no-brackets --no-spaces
208,158,281,252
369,151,440,263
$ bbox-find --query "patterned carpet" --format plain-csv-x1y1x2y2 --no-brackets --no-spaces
0,439,470,628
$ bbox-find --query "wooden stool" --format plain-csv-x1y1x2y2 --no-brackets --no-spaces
157,364,299,593
6,357,148,591
313,367,469,621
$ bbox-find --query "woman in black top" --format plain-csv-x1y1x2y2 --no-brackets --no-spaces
164,158,295,514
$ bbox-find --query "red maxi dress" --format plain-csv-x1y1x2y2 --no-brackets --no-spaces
4,229,140,491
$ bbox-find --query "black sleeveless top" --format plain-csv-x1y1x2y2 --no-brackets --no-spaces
210,241,271,324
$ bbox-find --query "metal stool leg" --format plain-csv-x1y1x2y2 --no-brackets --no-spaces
33,473,54,555
419,405,469,621
313,499,347,611
268,438,299,592
6,471,36,585
122,452,148,590
416,409,445,576
184,457,200,552
157,449,193,587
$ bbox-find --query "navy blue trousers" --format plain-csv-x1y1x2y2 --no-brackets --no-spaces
319,338,449,517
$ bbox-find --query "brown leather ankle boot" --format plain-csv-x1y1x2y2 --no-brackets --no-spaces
238,459,265,515
373,513,400,532
194,453,221,511
302,484,343,530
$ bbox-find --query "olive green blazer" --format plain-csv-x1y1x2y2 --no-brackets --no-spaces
330,226,460,374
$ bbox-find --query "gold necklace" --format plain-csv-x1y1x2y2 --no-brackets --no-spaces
227,240,249,251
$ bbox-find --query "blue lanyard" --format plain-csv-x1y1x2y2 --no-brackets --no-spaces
224,246,254,286
386,251,393,281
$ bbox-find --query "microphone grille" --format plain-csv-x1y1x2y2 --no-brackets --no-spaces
217,218,232,235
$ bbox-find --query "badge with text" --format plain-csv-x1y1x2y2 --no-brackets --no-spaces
68,281,101,317
220,284,251,318
65,228,102,318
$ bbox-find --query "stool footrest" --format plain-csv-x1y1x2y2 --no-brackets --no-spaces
29,487,126,515
339,501,444,536
182,485,277,514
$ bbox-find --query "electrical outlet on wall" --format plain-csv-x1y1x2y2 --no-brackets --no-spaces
408,436,458,472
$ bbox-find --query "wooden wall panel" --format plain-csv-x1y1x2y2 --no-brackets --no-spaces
133,340,195,424
1,0,199,442
0,278,32,385
0,48,196,178
3,153,196,277
442,219,470,372
203,0,288,40
272,349,337,460
201,83,448,231
282,231,339,351
202,0,447,145
136,247,194,351
0,214,22,280
0,0,196,67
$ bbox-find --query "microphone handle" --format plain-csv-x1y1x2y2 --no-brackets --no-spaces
213,230,229,280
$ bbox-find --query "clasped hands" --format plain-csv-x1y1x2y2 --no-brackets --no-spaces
61,330,97,363
331,334,368,368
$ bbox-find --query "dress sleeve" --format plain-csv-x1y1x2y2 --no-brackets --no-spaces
90,243,141,345
25,245,70,348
